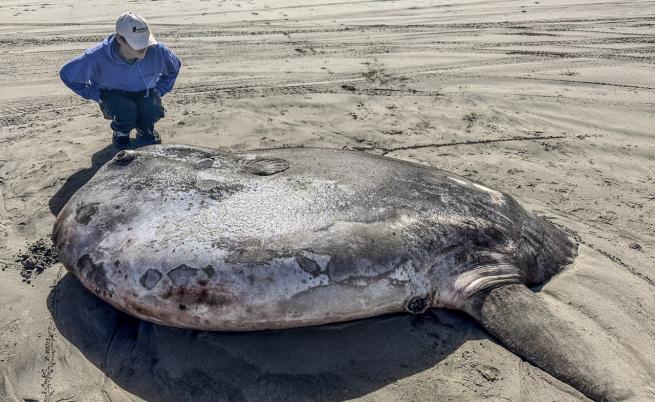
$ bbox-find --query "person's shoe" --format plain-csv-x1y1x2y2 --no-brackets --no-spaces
112,130,130,148
136,128,161,145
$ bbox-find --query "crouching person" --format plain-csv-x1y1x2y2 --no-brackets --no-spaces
59,12,181,148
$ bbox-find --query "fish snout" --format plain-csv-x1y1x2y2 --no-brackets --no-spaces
113,150,136,165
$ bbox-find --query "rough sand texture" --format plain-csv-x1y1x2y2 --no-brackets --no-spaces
1,1,654,401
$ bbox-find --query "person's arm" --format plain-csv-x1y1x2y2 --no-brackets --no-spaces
59,52,101,102
154,45,182,97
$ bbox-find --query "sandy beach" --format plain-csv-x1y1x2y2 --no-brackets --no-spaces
1,1,654,401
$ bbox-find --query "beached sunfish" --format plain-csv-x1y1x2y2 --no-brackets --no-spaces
53,144,633,401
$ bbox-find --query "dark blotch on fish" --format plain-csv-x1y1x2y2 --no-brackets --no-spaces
194,180,244,201
202,265,215,278
139,268,163,290
162,285,234,307
168,264,199,287
77,254,110,289
75,203,100,225
296,255,322,277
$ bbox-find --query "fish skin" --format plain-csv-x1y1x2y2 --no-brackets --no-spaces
53,144,576,330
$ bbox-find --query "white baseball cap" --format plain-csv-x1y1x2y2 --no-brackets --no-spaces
115,12,157,50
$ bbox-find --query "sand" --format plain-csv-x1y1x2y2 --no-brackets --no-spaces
1,0,654,401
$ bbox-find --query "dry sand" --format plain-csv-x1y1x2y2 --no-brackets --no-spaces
1,0,654,401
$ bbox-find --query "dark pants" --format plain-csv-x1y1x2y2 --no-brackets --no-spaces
99,89,165,133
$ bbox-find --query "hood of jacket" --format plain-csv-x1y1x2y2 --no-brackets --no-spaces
103,33,131,65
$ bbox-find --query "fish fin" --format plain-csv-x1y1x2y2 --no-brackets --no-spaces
464,284,647,401
237,157,290,176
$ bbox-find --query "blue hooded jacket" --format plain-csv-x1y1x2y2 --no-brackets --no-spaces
59,33,181,102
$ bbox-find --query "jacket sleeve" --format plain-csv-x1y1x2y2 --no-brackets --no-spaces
154,44,182,97
59,52,101,102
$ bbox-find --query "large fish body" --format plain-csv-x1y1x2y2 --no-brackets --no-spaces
54,145,655,401
53,145,575,330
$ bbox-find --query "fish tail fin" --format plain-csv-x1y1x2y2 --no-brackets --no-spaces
464,283,649,401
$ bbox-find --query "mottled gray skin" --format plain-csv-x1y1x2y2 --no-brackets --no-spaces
53,145,575,331
57,145,640,400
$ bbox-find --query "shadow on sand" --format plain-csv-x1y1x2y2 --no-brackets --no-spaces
49,274,483,402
